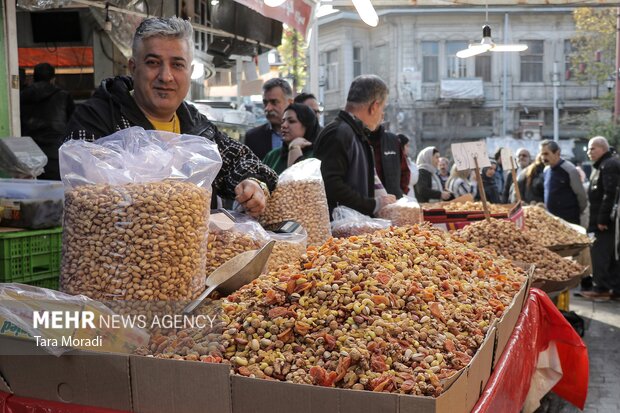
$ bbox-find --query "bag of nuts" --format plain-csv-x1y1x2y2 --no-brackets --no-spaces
331,205,391,238
264,228,308,273
260,158,331,246
377,195,423,226
59,127,223,301
206,212,269,276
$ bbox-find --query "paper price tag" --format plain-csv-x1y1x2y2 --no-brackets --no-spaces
451,141,491,171
500,147,514,170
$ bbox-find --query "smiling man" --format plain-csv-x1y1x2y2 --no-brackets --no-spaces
65,17,276,216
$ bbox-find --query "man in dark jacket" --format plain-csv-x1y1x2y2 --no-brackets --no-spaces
540,140,588,224
314,75,396,217
244,78,293,160
20,62,75,180
581,136,620,301
66,17,277,216
368,124,410,198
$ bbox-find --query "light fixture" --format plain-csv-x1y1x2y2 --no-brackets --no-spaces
352,0,378,27
264,0,287,7
606,75,616,92
191,61,205,80
104,2,112,32
457,24,527,58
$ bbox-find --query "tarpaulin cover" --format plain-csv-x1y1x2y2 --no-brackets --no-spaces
440,78,484,100
472,288,589,413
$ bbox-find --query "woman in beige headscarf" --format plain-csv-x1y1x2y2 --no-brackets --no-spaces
414,146,453,203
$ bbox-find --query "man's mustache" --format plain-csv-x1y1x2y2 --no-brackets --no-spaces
266,110,278,117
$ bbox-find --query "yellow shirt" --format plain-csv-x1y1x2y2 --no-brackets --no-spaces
147,113,181,134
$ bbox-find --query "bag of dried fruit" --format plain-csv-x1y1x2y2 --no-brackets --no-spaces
377,195,423,226
260,158,331,245
58,127,222,301
331,205,391,238
264,228,308,273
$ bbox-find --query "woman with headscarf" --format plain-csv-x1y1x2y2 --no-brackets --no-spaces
414,146,453,203
398,134,419,199
263,103,321,174
476,160,501,203
517,153,546,204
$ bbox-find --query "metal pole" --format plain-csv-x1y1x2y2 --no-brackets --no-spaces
502,13,508,138
615,7,620,123
553,61,559,141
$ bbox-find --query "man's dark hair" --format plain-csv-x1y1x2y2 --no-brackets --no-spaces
263,78,293,98
397,133,409,147
494,148,502,161
540,139,560,153
346,75,388,108
294,92,317,104
33,63,55,82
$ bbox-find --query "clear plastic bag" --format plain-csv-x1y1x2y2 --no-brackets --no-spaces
260,158,331,245
265,229,308,273
0,136,48,178
206,211,269,276
59,127,222,301
377,195,423,226
331,206,391,238
0,283,149,357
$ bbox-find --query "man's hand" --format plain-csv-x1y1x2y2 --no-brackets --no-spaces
235,179,267,217
441,191,452,201
597,224,608,231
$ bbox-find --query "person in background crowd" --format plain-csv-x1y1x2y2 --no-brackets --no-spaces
262,103,320,174
580,136,620,301
398,134,418,198
244,78,293,160
65,17,277,216
503,147,531,203
368,124,410,198
477,160,501,203
540,140,588,224
446,165,473,198
437,157,450,189
517,153,546,204
493,148,506,196
20,62,75,180
294,92,322,124
314,75,396,217
415,147,453,203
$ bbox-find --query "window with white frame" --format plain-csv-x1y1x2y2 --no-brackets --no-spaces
446,41,468,78
472,110,494,127
320,50,339,91
475,55,491,82
520,40,544,82
422,112,442,127
353,46,362,78
422,41,439,82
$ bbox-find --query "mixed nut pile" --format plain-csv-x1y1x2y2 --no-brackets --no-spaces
523,206,591,247
143,224,526,396
456,219,585,281
423,202,513,214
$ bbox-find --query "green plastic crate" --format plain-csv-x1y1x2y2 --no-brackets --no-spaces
25,275,60,290
0,227,62,283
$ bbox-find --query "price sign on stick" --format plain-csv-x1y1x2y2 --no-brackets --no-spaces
451,141,491,171
500,147,513,170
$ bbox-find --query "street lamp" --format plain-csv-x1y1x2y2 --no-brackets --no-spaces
606,75,615,92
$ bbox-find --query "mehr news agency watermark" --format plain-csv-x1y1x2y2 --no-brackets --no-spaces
31,310,218,348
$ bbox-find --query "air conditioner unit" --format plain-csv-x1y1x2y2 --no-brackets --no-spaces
522,127,541,140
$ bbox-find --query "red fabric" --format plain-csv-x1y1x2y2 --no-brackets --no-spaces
0,391,126,413
472,288,589,413
18,47,94,68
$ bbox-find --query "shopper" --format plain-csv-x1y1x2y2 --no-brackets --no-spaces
502,147,531,203
20,62,75,180
540,140,587,224
476,160,501,203
437,157,450,189
314,75,396,217
368,124,410,198
493,148,506,196
398,134,418,198
581,136,620,301
517,153,546,204
294,92,322,120
262,103,320,174
414,147,452,203
65,17,277,217
244,78,294,160
446,165,473,198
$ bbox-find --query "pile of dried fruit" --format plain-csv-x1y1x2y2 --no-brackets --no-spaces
456,219,585,281
523,206,591,247
423,202,512,214
144,224,526,396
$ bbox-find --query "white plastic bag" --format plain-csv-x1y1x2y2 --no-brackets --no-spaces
265,229,308,273
331,206,391,237
377,195,423,226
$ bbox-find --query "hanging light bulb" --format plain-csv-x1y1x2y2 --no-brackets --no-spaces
352,0,378,27
457,25,527,58
264,0,287,7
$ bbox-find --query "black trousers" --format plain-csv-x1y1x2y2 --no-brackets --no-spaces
591,228,620,293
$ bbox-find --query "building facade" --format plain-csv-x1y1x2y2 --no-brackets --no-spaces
317,7,603,159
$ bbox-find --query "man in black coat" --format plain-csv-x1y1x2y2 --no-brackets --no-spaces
581,136,620,301
20,62,75,180
314,75,396,217
244,78,293,160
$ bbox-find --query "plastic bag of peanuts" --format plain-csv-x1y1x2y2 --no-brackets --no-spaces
377,195,423,226
58,127,222,301
331,205,391,238
260,158,331,246
206,211,269,276
264,228,308,273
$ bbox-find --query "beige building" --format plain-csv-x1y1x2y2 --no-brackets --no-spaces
317,7,603,159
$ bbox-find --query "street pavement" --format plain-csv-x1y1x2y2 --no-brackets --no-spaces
534,290,620,413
